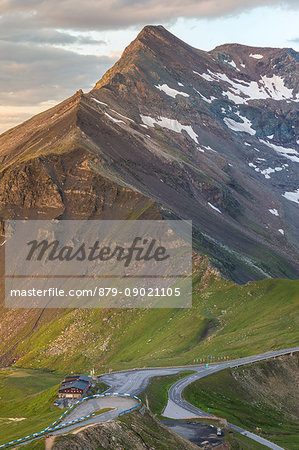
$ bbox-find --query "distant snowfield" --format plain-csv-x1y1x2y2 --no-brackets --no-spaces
248,162,286,179
203,145,216,152
196,144,216,153
224,59,240,71
250,53,264,59
194,69,298,104
91,97,108,106
194,88,216,104
208,202,222,213
259,139,299,163
110,108,134,122
140,115,198,143
193,70,214,81
269,208,279,216
155,84,189,98
224,112,256,135
91,97,134,123
105,112,125,124
282,188,299,204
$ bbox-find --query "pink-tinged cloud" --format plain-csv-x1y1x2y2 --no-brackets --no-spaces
0,0,298,30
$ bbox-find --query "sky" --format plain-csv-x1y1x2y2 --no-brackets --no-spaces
0,0,298,134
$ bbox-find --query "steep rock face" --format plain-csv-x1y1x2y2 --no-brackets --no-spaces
90,26,299,281
0,25,298,283
0,149,158,221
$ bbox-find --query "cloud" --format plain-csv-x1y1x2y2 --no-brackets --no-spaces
0,40,116,132
0,14,105,45
289,37,299,43
0,41,115,106
0,109,47,135
0,0,298,133
0,1,298,31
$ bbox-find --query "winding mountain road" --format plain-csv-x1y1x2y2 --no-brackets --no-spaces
3,347,297,448
2,395,140,448
101,346,299,449
50,396,139,435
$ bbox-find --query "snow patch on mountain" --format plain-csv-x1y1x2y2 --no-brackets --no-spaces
261,75,294,101
248,163,273,178
193,70,215,81
224,74,296,104
224,113,256,135
259,139,299,163
269,208,279,216
194,69,297,104
224,59,240,71
248,163,286,179
91,97,108,106
194,89,216,103
110,109,134,122
92,97,134,123
250,54,263,59
224,90,247,104
226,59,235,68
140,115,198,143
105,112,125,124
155,84,189,98
282,188,299,204
203,145,216,152
208,202,222,213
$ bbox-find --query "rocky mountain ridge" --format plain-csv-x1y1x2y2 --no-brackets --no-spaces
0,25,298,283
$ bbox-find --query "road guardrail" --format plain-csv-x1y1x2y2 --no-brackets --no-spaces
0,392,142,448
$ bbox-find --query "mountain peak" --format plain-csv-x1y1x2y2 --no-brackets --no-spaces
134,24,201,54
1,25,299,282
93,24,200,90
137,24,167,38
136,24,187,44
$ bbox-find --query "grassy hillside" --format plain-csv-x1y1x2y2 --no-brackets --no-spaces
183,354,299,449
140,370,195,416
5,269,298,374
0,368,63,445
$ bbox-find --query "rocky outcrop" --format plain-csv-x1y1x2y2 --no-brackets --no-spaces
52,410,201,449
